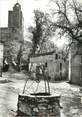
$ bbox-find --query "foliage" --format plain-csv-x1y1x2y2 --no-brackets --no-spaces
50,0,82,45
28,10,52,55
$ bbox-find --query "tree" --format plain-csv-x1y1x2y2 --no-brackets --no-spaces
50,0,82,45
17,44,22,65
28,10,52,55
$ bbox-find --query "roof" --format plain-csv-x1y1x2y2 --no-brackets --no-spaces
31,50,55,58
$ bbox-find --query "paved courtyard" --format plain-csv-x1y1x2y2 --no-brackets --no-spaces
0,72,82,117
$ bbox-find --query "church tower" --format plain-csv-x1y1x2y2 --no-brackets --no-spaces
8,2,23,30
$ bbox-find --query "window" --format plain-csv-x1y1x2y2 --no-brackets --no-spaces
55,54,58,59
45,62,47,67
60,63,62,71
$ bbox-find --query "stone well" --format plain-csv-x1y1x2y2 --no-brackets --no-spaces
17,93,61,117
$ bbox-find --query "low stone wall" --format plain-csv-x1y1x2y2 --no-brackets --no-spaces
17,93,60,117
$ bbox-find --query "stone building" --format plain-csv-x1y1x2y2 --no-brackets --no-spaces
0,2,24,64
69,41,82,85
30,51,67,81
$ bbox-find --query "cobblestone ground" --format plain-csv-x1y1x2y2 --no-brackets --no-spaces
0,72,82,117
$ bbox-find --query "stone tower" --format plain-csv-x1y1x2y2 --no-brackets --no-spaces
8,2,24,43
0,2,24,70
8,2,23,30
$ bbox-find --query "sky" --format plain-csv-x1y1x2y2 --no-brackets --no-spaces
0,0,82,48
0,0,82,28
0,0,67,48
0,0,50,28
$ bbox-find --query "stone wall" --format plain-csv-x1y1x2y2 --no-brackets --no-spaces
0,27,23,65
69,42,82,85
17,93,60,116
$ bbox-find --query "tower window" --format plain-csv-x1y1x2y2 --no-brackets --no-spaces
16,4,19,7
15,3,20,7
